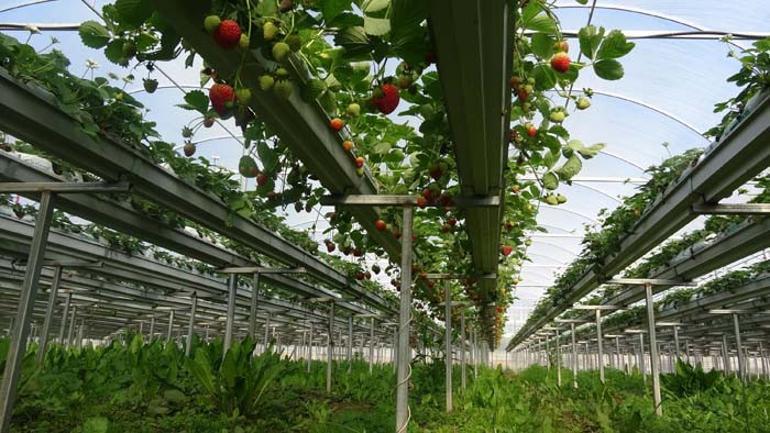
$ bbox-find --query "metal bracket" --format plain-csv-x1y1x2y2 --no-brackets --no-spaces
320,194,499,208
572,304,624,311
217,266,306,274
608,278,696,286
0,181,130,193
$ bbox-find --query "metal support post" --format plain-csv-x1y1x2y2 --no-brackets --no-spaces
369,317,374,374
644,283,662,416
460,310,466,390
66,306,76,347
185,292,197,356
249,273,260,339
673,326,680,361
37,266,62,365
595,310,605,383
166,310,175,343
395,206,413,433
307,322,314,372
0,191,54,432
347,316,353,371
555,331,562,387
722,334,731,373
326,302,334,393
732,314,745,381
148,315,156,340
444,282,452,412
57,292,71,344
223,275,237,354
263,313,271,349
571,323,578,388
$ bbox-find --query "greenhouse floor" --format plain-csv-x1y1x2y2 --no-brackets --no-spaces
8,338,770,433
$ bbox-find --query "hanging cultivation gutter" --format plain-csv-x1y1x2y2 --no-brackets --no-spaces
508,92,770,350
0,70,395,313
149,0,401,261
0,151,394,315
428,0,513,334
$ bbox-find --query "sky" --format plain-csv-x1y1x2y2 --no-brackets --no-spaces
2,0,769,347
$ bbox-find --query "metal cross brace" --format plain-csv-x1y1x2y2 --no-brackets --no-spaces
0,181,130,193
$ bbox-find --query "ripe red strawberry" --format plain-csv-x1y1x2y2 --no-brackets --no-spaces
501,245,513,257
375,219,387,231
209,83,235,115
256,173,269,186
213,20,242,49
324,240,335,253
371,83,400,114
342,140,354,152
329,118,344,132
415,196,427,208
355,156,365,168
550,52,571,73
526,124,537,137
355,271,365,280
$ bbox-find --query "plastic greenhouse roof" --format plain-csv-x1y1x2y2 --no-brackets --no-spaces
1,0,770,347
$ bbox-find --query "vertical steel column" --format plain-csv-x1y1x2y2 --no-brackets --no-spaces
722,334,731,373
66,306,77,347
644,282,662,416
75,321,84,349
263,313,271,350
0,191,54,433
570,323,578,388
185,292,197,356
248,273,260,339
347,316,353,371
595,310,605,383
392,327,398,372
395,206,413,433
673,326,680,360
473,329,478,378
555,331,562,387
369,317,374,373
460,310,466,390
732,314,745,381
760,342,768,379
36,266,63,364
223,275,237,354
444,282,452,412
166,310,175,343
638,334,646,381
57,291,71,344
307,322,314,372
148,315,156,340
615,336,621,371
326,302,334,393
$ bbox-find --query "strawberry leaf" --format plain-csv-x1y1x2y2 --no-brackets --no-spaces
594,59,624,80
79,21,111,49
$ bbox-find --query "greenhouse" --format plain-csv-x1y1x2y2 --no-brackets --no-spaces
0,0,769,431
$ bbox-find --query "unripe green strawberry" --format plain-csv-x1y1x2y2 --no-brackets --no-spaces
239,34,250,50
274,80,293,98
286,34,302,52
236,88,252,105
272,42,291,62
263,22,279,41
275,67,290,79
576,96,591,110
549,109,567,123
143,78,158,93
204,15,221,33
259,74,275,91
305,78,326,99
346,103,361,117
